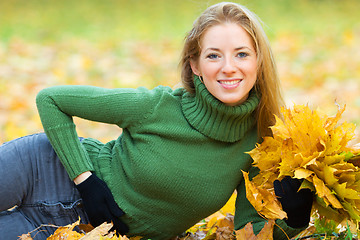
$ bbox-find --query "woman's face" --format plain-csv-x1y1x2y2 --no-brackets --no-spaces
191,22,257,106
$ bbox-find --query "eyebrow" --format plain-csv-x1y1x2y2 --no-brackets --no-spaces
205,46,253,51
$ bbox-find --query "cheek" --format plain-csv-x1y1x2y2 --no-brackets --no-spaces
200,62,219,77
245,61,258,77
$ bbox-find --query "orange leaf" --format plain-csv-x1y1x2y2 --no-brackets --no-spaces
242,171,287,220
256,219,275,240
245,104,360,223
47,220,83,240
235,220,275,240
235,222,256,240
217,214,234,229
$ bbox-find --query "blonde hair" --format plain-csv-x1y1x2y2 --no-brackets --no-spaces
179,2,284,138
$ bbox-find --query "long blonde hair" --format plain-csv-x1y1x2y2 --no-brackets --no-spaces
179,2,284,139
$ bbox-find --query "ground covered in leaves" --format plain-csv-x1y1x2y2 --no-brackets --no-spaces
1,0,360,144
17,196,280,240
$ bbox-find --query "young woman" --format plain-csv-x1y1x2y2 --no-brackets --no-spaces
0,2,313,239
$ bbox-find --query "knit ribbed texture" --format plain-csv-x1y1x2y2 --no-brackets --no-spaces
45,123,94,179
182,76,259,142
36,85,158,180
36,83,302,239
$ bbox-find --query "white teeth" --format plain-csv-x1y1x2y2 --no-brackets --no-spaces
220,80,241,85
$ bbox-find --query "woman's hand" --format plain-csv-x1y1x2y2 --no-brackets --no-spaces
75,173,129,234
274,176,313,228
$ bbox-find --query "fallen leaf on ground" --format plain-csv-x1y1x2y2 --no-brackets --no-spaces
235,220,275,240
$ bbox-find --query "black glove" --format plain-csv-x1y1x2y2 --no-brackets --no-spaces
76,174,129,234
273,176,313,228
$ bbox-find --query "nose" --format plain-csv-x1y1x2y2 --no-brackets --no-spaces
222,57,237,74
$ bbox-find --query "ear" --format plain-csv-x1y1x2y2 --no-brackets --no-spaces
190,59,201,76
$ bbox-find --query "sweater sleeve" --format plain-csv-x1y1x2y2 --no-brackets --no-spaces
234,167,305,239
36,85,159,180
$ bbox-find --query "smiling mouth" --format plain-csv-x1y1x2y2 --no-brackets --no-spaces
218,79,242,85
217,79,242,89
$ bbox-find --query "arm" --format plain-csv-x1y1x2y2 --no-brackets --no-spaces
36,85,157,180
36,85,161,233
74,171,92,185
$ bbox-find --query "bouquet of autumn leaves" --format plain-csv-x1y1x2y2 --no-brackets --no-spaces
243,104,360,229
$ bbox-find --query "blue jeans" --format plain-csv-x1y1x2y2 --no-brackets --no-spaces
0,133,89,239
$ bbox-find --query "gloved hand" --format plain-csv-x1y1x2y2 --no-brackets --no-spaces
75,173,129,234
273,176,313,228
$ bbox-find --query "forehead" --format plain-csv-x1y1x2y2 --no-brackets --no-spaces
200,23,254,50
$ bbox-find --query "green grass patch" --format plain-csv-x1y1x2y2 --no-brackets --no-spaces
1,0,359,44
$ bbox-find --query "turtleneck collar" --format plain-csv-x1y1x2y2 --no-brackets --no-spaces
181,75,260,142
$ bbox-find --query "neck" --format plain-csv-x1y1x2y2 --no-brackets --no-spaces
181,76,260,142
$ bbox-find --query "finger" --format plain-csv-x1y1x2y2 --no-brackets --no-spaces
299,188,313,200
83,205,105,227
281,177,300,194
106,195,125,218
89,214,107,228
92,207,115,227
112,217,129,235
96,179,125,217
273,179,284,197
287,177,302,191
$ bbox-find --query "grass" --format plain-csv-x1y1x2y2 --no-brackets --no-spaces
1,0,359,43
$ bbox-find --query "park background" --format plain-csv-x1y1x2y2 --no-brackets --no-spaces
1,0,360,238
0,0,360,144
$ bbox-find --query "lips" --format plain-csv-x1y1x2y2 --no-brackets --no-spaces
218,79,242,89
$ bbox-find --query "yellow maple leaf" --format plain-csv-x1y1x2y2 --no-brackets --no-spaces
333,182,360,200
244,104,360,225
47,220,83,240
242,171,287,220
235,220,275,240
207,211,225,229
219,192,236,215
248,137,281,172
235,222,255,239
255,220,275,240
293,168,313,179
45,220,134,240
311,174,343,208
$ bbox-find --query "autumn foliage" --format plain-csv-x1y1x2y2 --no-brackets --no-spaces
243,104,360,233
17,193,279,240
2,1,360,239
18,219,140,240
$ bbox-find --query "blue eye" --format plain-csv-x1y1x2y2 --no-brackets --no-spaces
237,52,249,58
206,53,219,59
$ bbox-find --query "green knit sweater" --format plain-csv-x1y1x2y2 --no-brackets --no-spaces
36,77,302,239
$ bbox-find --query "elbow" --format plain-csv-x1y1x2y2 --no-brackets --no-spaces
36,88,49,108
36,87,56,111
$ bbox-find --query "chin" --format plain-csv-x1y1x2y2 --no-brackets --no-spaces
223,101,242,106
